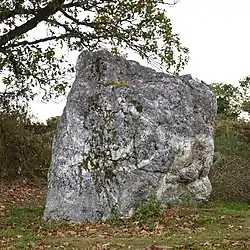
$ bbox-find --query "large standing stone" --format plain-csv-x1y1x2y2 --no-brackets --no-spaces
44,50,217,222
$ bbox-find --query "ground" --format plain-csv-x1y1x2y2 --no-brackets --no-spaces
0,180,250,249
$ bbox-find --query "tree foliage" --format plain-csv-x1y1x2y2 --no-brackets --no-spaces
212,80,250,119
0,0,189,104
212,83,241,118
46,115,60,130
238,75,250,114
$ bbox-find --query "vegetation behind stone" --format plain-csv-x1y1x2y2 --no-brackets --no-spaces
0,109,249,202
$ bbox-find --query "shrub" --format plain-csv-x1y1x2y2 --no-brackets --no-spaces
210,118,250,202
106,215,123,226
137,194,162,221
0,111,54,183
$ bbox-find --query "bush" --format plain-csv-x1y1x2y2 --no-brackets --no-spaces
210,118,250,202
0,111,54,183
137,195,162,221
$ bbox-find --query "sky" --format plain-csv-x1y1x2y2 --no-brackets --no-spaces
30,0,250,122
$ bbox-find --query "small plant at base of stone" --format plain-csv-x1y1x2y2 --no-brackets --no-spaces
137,195,162,221
106,215,123,226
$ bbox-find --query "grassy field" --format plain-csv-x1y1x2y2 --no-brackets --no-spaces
0,181,250,249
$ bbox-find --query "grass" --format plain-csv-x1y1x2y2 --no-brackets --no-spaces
1,200,249,249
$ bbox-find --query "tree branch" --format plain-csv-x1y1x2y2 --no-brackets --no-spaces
60,9,91,26
0,0,65,47
0,34,73,50
0,7,37,22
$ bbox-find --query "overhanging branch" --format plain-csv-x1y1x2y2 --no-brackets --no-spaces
0,8,37,22
1,34,73,50
0,0,65,47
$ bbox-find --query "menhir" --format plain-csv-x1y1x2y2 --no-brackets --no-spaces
44,50,217,222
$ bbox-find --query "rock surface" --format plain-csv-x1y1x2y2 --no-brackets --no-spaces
44,50,217,222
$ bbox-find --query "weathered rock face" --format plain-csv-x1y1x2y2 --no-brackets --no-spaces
44,50,217,222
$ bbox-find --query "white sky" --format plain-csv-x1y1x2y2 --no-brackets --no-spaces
30,0,250,122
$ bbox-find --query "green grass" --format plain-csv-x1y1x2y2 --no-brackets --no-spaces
222,201,249,211
1,200,250,249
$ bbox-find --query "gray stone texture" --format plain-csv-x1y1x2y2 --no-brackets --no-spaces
44,50,217,222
